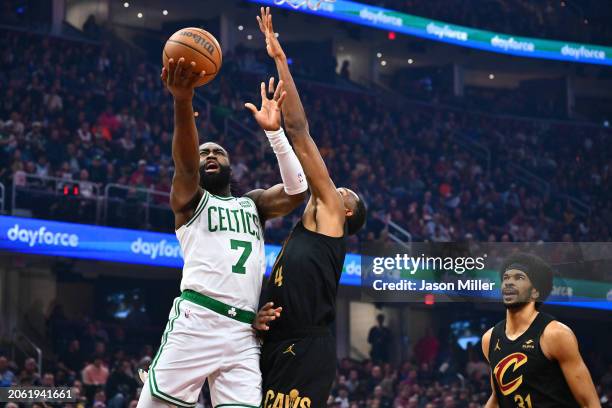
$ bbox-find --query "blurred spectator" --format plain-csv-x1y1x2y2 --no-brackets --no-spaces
83,356,110,386
0,355,15,386
414,329,440,366
368,314,392,363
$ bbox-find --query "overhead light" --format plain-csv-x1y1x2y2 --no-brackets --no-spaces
560,1,565,6
238,25,244,31
376,52,382,58
123,2,129,8
408,58,414,64
247,34,253,40
584,18,588,24
162,9,168,16
381,60,387,66
489,73,495,79
274,32,279,38
137,12,143,18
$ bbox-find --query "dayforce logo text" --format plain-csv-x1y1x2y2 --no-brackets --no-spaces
7,224,79,248
130,238,182,260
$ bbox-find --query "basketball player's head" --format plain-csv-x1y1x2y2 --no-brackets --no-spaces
199,142,232,195
500,252,553,310
337,187,367,235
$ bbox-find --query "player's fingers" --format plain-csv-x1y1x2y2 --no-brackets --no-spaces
268,77,275,95
276,91,287,109
260,81,267,101
175,58,185,84
268,12,275,33
188,70,205,87
183,60,195,79
273,79,283,100
161,66,168,83
167,58,176,85
256,15,265,34
244,103,258,115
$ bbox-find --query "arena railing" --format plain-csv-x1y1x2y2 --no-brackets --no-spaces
11,330,42,379
11,174,102,222
224,116,266,152
373,212,412,249
102,183,171,231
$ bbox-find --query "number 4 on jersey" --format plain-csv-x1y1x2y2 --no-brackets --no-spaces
230,239,252,274
274,266,283,287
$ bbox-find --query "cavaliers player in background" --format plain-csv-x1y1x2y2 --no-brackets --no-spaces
249,7,366,407
482,252,600,408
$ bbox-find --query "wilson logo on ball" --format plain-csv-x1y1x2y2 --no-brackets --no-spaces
180,31,215,54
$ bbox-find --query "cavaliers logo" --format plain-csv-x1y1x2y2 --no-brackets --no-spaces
263,389,311,408
493,352,528,396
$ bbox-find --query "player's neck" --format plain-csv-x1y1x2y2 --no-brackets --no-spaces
505,304,538,339
208,185,231,197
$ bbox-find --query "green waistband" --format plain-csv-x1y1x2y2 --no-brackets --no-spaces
180,290,255,325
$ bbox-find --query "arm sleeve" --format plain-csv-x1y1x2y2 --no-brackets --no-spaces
265,127,308,195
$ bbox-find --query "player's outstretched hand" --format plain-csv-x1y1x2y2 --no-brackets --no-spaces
257,7,284,59
160,57,206,102
253,301,282,332
245,77,287,131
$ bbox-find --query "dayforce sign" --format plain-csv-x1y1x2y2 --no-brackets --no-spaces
251,0,612,66
0,216,361,285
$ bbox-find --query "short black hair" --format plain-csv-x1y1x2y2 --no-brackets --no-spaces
500,252,553,306
347,193,367,235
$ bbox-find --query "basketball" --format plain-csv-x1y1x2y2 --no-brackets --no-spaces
162,27,222,87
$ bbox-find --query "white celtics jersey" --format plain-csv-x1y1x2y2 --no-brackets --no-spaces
176,191,265,313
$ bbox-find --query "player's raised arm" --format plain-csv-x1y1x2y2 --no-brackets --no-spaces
161,58,206,227
256,7,345,227
244,77,307,223
541,322,601,408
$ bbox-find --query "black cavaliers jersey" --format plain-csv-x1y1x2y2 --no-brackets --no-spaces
488,313,579,408
264,221,346,339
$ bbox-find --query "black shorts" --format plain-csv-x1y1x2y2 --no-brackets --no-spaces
261,328,336,408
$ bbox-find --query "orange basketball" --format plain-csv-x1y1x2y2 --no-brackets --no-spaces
162,27,222,87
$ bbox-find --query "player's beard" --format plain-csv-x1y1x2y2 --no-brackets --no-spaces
503,287,533,310
199,163,232,195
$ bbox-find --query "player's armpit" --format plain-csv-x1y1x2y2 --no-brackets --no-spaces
541,321,601,408
246,185,306,223
170,173,203,229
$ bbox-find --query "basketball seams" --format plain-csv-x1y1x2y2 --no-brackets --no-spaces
166,39,219,73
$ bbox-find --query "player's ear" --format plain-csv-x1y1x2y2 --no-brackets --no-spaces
345,208,353,217
531,287,540,302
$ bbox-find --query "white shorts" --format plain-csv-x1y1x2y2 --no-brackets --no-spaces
146,295,262,407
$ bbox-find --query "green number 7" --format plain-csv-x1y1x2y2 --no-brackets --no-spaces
230,239,252,274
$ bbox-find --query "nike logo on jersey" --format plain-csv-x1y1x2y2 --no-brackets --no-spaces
495,339,501,352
